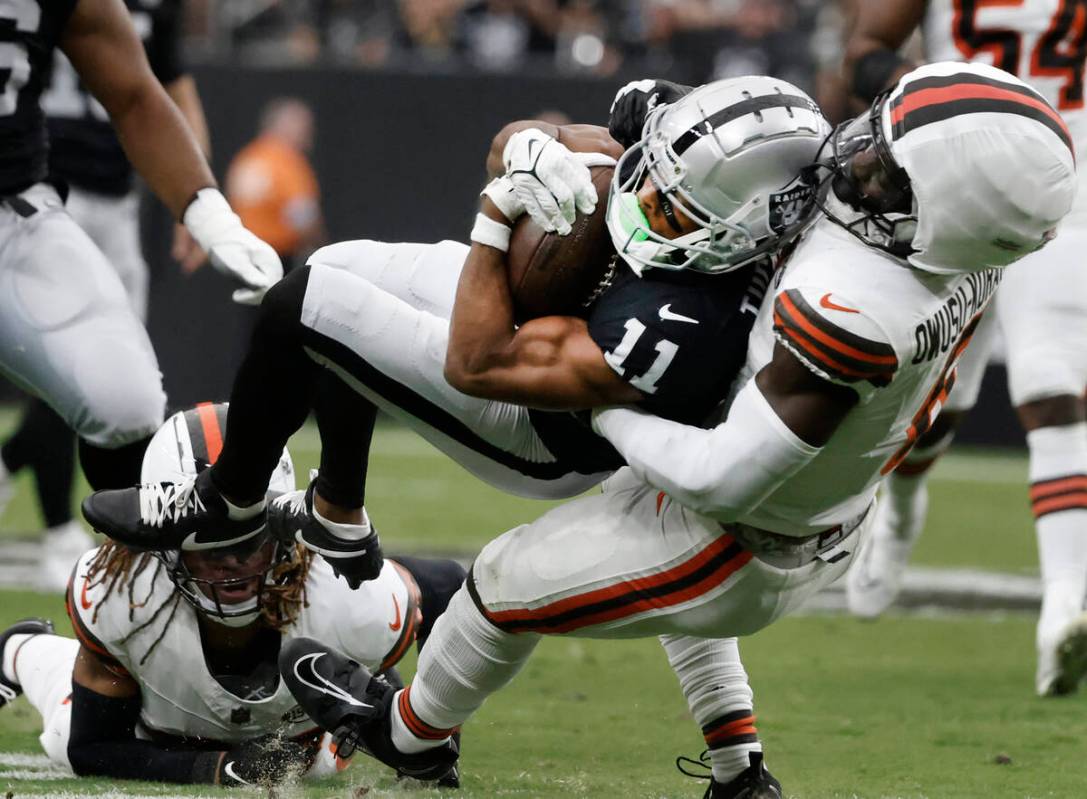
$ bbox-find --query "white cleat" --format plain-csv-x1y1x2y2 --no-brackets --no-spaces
1037,610,1087,697
37,521,94,593
846,534,915,619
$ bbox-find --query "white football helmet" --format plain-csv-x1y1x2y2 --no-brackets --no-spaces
140,403,296,626
818,61,1077,274
606,75,831,275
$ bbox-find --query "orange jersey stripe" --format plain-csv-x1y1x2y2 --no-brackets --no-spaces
775,311,882,381
777,294,897,367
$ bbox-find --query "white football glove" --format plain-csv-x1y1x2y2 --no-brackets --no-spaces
183,188,284,305
502,128,597,236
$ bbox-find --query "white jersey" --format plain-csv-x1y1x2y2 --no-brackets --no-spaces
66,549,419,744
736,220,1001,535
923,0,1087,194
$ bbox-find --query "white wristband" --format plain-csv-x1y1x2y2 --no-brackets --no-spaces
470,213,512,252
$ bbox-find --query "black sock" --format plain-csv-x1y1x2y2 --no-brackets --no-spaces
211,267,321,504
78,435,153,491
313,370,377,509
2,399,76,527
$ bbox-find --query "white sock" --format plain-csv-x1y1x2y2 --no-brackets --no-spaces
5,635,78,711
313,503,371,541
875,471,930,546
1028,423,1087,632
221,493,266,520
659,635,760,784
391,587,539,753
2,633,30,684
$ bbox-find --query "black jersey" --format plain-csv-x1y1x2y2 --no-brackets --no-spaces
45,0,184,196
528,257,775,475
0,0,78,194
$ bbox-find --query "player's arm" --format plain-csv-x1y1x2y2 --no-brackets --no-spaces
592,344,859,521
60,0,212,217
445,197,643,410
60,0,281,303
67,646,311,784
843,0,926,101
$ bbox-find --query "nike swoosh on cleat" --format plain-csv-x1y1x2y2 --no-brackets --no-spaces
292,652,373,710
819,293,860,314
389,594,402,632
181,525,264,552
658,304,699,324
223,762,250,785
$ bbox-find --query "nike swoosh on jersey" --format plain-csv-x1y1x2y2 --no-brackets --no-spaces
181,524,265,552
80,579,92,611
658,304,699,324
819,293,860,314
223,761,251,785
292,652,373,709
389,594,402,632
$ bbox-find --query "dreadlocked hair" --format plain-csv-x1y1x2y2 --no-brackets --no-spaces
83,540,315,663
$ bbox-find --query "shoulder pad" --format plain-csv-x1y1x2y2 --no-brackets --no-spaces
772,287,899,388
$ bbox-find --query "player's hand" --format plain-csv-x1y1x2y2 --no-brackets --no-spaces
503,128,597,236
171,224,207,274
608,79,693,148
182,188,284,305
205,734,317,786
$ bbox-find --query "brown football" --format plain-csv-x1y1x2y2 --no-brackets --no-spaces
506,165,617,324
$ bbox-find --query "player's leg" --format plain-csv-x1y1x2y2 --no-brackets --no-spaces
998,223,1087,695
661,635,780,794
0,620,76,768
0,189,165,492
846,311,996,618
283,475,863,784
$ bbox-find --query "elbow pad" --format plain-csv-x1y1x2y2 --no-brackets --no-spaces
852,49,910,102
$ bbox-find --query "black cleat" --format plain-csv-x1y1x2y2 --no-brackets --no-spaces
81,469,266,552
280,637,458,782
677,751,782,799
0,619,55,707
268,481,383,588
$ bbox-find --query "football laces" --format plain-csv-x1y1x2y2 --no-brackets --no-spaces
138,477,204,528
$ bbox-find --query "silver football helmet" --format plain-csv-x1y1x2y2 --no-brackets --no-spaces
606,75,831,275
140,403,296,627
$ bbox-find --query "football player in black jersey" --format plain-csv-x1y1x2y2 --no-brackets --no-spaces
0,0,212,592
83,77,827,796
0,0,280,512
83,74,828,582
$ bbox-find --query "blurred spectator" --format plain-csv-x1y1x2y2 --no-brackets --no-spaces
226,98,324,271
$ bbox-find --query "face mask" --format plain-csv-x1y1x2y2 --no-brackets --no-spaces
614,192,651,243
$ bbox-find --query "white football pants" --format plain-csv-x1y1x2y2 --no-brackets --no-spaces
0,184,164,447
303,239,614,500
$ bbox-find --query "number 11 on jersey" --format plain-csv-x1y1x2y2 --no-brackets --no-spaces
604,318,679,394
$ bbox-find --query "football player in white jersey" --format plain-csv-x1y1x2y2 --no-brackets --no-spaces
275,61,1076,794
842,0,1087,697
0,404,465,787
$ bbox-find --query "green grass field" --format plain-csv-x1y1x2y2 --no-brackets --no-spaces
0,412,1081,798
